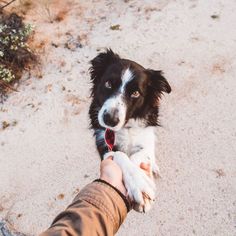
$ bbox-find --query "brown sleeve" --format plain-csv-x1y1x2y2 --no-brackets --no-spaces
39,180,130,236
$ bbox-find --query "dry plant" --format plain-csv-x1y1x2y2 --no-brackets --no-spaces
0,0,17,10
39,0,54,23
0,11,36,100
17,0,34,15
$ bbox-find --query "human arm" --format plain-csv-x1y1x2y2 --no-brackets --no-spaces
39,159,130,236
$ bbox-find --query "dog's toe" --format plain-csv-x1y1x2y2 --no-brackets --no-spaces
152,163,162,178
133,192,154,213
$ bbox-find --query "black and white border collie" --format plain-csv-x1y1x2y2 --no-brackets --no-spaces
89,49,171,212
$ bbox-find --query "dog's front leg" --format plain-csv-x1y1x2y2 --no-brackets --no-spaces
103,151,156,213
130,146,161,178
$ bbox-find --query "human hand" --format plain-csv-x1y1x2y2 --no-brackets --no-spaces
100,157,151,196
100,157,127,196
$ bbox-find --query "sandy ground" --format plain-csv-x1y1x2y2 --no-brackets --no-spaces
0,0,236,235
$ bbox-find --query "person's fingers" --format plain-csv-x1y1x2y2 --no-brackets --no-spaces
100,158,121,175
101,157,113,165
100,157,127,195
100,157,113,169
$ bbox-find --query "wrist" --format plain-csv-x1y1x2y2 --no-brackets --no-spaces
94,179,131,212
100,175,127,196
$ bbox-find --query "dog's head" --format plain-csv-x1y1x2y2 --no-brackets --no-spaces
89,49,171,131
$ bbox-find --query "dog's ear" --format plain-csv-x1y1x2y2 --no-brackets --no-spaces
146,69,171,95
89,49,120,84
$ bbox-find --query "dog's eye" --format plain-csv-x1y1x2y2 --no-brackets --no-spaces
131,91,140,98
105,81,112,89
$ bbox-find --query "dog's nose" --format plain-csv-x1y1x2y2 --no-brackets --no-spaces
103,109,120,127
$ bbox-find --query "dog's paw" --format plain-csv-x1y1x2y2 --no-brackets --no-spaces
112,152,156,212
125,168,155,212
103,151,115,160
132,192,154,213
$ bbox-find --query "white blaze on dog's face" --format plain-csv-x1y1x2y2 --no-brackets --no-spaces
98,68,134,131
89,49,171,131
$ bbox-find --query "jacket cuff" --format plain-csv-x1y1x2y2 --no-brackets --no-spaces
94,179,131,212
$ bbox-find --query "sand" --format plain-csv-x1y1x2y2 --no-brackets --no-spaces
0,0,235,235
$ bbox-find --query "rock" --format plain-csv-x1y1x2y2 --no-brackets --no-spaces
0,220,26,236
65,36,82,51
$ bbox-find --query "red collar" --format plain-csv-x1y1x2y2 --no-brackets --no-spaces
104,129,115,151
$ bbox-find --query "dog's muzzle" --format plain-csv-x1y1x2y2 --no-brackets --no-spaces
103,109,120,127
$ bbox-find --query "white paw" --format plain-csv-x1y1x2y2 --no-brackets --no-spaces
112,151,156,213
103,151,115,160
124,166,156,213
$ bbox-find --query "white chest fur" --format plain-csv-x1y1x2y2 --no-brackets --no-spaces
115,119,156,159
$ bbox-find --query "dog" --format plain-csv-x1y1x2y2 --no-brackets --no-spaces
89,49,171,212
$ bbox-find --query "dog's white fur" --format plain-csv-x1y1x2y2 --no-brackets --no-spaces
120,68,134,93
